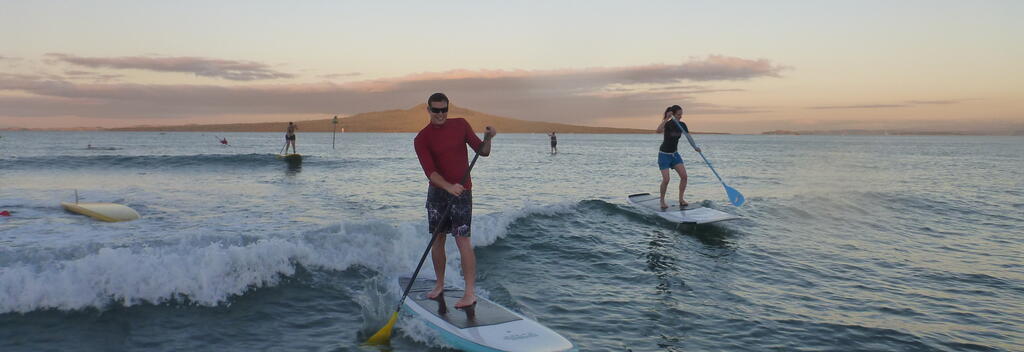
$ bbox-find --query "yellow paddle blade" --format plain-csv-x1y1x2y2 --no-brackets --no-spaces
365,312,399,345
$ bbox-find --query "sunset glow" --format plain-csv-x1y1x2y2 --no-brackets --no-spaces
2,1,1021,133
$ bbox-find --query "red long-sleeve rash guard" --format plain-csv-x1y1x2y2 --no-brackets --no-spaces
414,118,483,190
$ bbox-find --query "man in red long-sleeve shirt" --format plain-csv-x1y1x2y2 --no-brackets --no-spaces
414,92,496,309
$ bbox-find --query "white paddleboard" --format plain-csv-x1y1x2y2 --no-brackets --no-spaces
61,202,140,222
627,193,739,224
399,277,576,352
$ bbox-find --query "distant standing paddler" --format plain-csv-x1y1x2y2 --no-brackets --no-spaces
547,131,558,154
285,122,298,154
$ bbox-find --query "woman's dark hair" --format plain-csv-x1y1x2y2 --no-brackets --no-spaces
428,92,449,105
665,105,683,115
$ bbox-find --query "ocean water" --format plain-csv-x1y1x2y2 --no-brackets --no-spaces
0,131,1021,351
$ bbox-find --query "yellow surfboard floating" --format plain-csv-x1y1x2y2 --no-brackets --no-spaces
61,202,141,222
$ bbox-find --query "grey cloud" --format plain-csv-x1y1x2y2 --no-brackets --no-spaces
0,56,25,67
434,55,784,88
810,99,965,110
0,73,67,91
320,72,362,79
1,56,781,123
653,85,705,90
45,53,295,81
810,104,907,110
63,70,124,82
650,85,746,93
906,99,962,105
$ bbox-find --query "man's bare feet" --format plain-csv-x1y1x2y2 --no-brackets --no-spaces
454,293,476,309
426,285,444,300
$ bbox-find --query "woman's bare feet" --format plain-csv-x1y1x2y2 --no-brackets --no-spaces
679,200,689,207
426,285,444,300
454,293,477,309
660,200,669,210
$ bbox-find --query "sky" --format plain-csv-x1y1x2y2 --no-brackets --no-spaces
1,0,1022,133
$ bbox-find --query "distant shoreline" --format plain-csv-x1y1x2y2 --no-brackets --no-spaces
0,128,731,135
0,104,670,134
5,128,1020,136
760,129,1022,136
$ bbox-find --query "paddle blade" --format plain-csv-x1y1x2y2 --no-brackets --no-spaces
365,312,399,345
724,184,745,207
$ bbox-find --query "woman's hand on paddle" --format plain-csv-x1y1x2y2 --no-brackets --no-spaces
446,183,465,196
484,126,497,140
695,147,702,153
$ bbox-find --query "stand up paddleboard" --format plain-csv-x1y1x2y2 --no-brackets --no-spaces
278,154,302,166
399,277,576,352
628,193,739,224
61,202,140,222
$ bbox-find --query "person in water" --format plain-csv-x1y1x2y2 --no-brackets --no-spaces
414,92,496,309
284,122,297,154
656,105,701,209
548,131,558,154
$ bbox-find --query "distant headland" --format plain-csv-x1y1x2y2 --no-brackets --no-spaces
0,105,736,134
109,105,663,134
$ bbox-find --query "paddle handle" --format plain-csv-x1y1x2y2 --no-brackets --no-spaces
394,137,487,312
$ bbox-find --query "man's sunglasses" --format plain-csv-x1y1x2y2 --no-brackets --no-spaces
429,106,449,113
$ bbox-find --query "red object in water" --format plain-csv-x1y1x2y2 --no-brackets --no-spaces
0,210,10,216
220,139,228,145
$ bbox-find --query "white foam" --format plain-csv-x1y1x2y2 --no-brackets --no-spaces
0,201,578,314
413,200,579,291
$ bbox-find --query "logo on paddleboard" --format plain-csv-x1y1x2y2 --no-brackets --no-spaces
503,332,539,340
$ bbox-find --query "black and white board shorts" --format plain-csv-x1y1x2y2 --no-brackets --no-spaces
426,185,473,237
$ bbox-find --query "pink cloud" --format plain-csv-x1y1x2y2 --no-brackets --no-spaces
2,55,782,124
809,100,966,110
45,53,295,81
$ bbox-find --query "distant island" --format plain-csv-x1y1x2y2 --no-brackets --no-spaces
0,105,735,134
105,104,672,134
